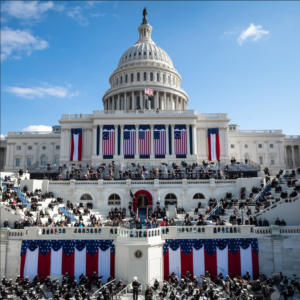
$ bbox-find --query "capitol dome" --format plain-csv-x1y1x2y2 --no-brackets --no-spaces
102,9,188,112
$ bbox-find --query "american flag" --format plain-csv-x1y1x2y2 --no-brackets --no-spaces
124,125,136,155
103,125,115,156
174,125,187,155
139,125,150,155
154,125,166,155
145,87,153,96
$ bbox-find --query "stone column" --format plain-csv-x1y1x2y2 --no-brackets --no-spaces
6,143,11,168
187,125,190,157
132,91,135,110
99,125,103,159
114,125,118,156
176,95,179,111
253,141,258,164
120,125,124,156
117,94,120,110
155,92,158,110
192,124,197,155
51,142,55,165
166,125,169,157
164,92,166,110
92,125,97,157
284,146,288,166
238,141,242,161
23,142,27,168
140,91,143,110
277,141,281,164
170,124,175,157
135,124,139,159
265,141,270,166
35,142,39,165
291,146,296,168
150,124,154,158
169,94,172,110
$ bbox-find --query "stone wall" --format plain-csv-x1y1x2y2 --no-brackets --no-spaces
258,236,300,278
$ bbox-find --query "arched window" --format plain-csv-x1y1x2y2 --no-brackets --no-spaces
41,155,46,166
164,193,177,205
150,72,153,81
245,153,250,160
80,194,93,200
137,73,140,81
108,194,121,205
125,74,128,83
144,72,147,81
193,193,205,200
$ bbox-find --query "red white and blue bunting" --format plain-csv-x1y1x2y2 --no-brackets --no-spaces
20,240,115,281
163,239,259,281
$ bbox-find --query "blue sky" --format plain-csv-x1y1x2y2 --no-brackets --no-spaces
1,1,300,136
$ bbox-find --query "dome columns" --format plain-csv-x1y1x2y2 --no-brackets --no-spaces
103,90,187,111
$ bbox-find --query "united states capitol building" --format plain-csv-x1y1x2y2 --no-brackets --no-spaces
1,9,300,300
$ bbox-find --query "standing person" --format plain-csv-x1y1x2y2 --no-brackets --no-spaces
132,277,140,300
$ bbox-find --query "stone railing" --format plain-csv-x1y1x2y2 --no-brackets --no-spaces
93,110,196,116
284,135,300,139
255,225,300,236
197,113,228,120
60,114,93,121
5,225,257,240
229,130,283,135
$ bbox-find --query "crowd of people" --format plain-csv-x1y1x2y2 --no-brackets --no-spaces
0,273,119,300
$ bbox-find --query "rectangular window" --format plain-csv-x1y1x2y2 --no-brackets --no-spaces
125,74,128,83
231,144,234,148
131,73,134,82
157,73,160,81
108,200,121,205
270,156,275,165
168,76,170,83
259,156,263,165
28,146,32,150
120,76,123,84
16,146,21,150
163,74,165,83
137,73,140,81
27,158,31,166
16,158,20,166
56,145,60,150
55,158,59,166
144,72,147,81
258,144,262,148
270,144,273,148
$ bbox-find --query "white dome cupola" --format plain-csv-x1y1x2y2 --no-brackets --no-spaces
102,8,188,111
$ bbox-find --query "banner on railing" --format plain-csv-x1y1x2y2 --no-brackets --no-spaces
207,128,220,161
103,125,115,157
139,125,150,157
124,125,136,157
20,240,115,281
174,125,187,157
163,238,259,281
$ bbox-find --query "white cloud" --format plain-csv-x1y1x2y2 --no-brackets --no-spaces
237,23,269,45
1,27,49,60
0,134,6,140
4,83,79,99
22,125,52,132
2,1,64,22
67,6,89,26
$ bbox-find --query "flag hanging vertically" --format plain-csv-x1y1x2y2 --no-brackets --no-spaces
103,125,115,156
70,128,82,161
163,239,259,282
139,125,150,156
207,128,220,161
154,125,166,156
124,125,136,156
174,125,187,155
20,240,115,281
